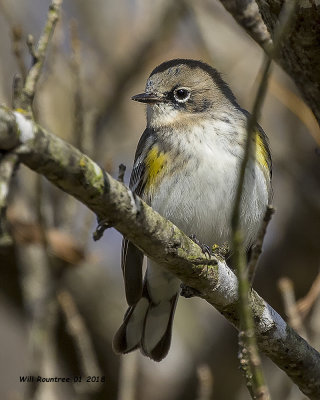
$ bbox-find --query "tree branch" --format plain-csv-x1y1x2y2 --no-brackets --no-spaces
0,107,320,399
218,0,273,53
220,0,320,125
0,152,18,245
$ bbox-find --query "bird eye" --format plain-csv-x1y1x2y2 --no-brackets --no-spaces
173,87,190,103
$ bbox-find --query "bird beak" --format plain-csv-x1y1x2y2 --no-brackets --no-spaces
131,92,164,104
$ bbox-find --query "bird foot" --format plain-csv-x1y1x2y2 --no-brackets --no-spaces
189,234,212,257
211,242,229,259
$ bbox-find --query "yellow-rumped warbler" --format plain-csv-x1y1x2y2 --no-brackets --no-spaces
113,59,272,361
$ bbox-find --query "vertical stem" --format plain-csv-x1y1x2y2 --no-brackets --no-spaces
231,57,272,400
231,1,299,397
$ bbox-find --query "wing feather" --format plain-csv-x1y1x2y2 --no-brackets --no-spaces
122,128,156,305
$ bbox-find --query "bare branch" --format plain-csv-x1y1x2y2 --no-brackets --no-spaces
0,1,27,81
0,108,320,399
297,270,320,319
17,0,62,111
0,106,19,245
57,289,102,394
117,353,139,400
218,0,272,53
222,0,320,125
12,26,27,81
70,19,84,152
278,277,308,339
26,34,38,65
196,364,214,400
268,77,320,147
0,152,18,245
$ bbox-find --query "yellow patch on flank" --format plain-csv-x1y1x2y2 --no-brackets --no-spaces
14,108,29,115
145,146,167,191
255,132,268,171
79,157,86,168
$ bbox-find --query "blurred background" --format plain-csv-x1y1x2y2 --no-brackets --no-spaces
0,0,319,399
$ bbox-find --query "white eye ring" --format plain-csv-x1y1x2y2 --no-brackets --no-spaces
173,87,191,103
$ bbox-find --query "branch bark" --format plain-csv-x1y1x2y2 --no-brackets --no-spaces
218,0,273,52
0,107,320,399
219,0,320,125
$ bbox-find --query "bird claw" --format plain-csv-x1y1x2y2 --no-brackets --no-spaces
189,234,212,257
212,242,229,259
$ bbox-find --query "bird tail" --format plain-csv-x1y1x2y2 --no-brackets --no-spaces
113,262,180,361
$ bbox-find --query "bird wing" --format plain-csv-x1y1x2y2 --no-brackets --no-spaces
241,109,272,201
255,123,273,203
122,128,155,305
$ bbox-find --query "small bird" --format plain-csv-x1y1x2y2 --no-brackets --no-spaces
113,59,272,361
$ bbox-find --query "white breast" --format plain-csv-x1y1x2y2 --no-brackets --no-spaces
150,119,269,249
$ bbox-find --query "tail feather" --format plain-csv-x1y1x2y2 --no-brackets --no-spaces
113,264,180,361
141,293,178,361
113,298,148,354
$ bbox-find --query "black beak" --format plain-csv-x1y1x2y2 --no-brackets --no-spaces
131,92,164,104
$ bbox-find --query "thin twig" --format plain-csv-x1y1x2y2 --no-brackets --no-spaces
231,1,298,398
0,2,27,104
0,104,19,246
66,34,98,246
278,277,308,339
248,205,275,285
17,0,63,112
14,176,59,400
58,18,85,236
238,331,262,399
12,26,27,81
0,153,18,246
117,353,139,400
196,364,214,400
296,270,320,318
308,290,320,352
18,243,59,400
268,76,320,147
12,75,23,109
57,289,102,393
70,19,84,152
31,176,60,400
0,1,27,81
26,34,38,65
35,175,51,254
